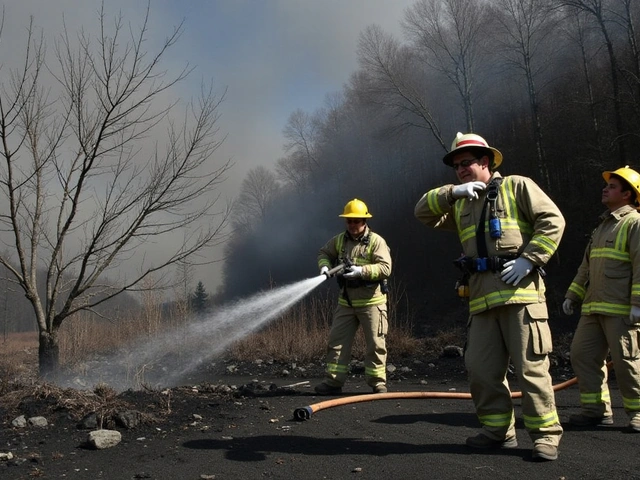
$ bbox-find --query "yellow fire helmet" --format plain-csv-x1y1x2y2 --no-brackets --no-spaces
339,198,372,218
603,165,640,204
443,132,503,169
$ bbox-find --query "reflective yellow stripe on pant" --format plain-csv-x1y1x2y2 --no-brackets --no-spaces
465,304,562,445
323,303,388,388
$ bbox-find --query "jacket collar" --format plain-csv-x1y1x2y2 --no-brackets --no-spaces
345,225,371,242
602,204,638,221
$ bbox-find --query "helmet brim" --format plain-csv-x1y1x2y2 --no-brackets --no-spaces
443,146,503,169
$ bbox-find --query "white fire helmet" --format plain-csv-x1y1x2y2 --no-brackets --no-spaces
443,132,503,169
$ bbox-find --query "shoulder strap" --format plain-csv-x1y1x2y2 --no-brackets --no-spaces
476,178,503,258
336,232,346,262
365,231,376,262
476,201,489,258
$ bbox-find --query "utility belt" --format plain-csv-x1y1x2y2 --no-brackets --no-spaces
337,276,388,292
452,254,517,299
337,276,389,307
453,254,518,274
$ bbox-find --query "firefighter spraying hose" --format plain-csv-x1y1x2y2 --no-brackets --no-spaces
315,199,392,396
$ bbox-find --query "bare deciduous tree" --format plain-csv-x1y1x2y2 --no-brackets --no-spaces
356,24,447,150
232,166,280,233
489,0,562,189
612,0,640,113
560,0,628,163
276,109,321,192
561,9,607,166
282,109,320,169
0,4,233,377
403,0,490,132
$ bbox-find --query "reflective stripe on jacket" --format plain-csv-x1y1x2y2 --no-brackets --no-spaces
565,205,640,316
415,172,565,315
318,227,392,307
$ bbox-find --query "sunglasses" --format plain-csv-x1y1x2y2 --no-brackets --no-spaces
452,158,478,171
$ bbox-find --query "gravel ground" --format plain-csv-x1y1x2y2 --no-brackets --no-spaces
5,355,638,480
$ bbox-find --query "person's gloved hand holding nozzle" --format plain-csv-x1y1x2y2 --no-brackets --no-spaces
320,266,329,277
343,265,363,279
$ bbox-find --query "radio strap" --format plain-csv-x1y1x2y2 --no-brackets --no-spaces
476,178,503,258
476,200,489,258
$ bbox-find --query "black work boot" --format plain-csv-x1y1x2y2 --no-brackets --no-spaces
314,383,343,396
372,383,387,393
532,443,558,461
628,416,640,432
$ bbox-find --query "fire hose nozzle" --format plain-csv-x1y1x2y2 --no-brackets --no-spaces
323,263,346,278
294,406,312,421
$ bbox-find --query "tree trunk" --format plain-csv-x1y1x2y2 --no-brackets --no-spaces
577,20,604,166
38,330,60,379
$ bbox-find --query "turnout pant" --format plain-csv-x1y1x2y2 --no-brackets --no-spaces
571,313,640,420
323,303,388,388
465,303,563,446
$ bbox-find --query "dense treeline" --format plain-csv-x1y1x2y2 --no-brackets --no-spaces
220,0,640,336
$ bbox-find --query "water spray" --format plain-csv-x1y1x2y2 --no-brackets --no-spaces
65,270,337,391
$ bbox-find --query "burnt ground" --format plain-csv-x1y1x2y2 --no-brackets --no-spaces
0,352,614,480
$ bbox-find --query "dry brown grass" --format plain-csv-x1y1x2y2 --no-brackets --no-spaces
0,332,39,384
422,327,467,355
0,331,38,351
2,381,125,423
228,295,428,363
227,296,330,363
0,292,465,387
0,290,465,420
0,376,171,427
57,303,192,367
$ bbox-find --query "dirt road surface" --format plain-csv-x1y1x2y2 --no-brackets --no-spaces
2,369,639,480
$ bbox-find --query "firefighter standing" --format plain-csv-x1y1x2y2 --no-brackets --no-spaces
315,199,392,395
563,166,640,431
414,133,565,461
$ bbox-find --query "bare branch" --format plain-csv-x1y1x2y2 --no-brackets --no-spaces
0,3,233,375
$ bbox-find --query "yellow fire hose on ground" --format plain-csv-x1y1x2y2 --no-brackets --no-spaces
293,367,602,421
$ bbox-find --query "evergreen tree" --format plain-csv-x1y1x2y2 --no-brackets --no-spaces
191,281,209,314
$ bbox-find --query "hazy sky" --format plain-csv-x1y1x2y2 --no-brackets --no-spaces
3,0,414,294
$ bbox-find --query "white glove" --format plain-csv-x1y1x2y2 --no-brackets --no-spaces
500,257,533,286
343,265,363,279
631,306,640,323
451,181,486,201
320,266,329,276
562,299,575,316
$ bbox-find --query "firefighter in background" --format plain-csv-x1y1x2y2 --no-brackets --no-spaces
414,133,565,461
563,166,640,431
315,199,392,395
